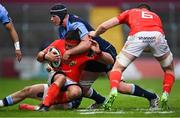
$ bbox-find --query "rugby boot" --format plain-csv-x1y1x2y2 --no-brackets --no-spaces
103,88,118,110
149,94,159,110
161,92,169,110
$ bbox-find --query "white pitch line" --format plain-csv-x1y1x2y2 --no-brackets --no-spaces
80,111,125,115
145,111,174,114
77,109,175,115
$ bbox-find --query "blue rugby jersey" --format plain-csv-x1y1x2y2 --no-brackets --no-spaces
58,14,112,52
0,4,11,25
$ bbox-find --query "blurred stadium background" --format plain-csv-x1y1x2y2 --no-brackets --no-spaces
0,0,180,80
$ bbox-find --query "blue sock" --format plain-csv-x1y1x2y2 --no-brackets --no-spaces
89,89,105,104
132,85,157,101
3,96,14,106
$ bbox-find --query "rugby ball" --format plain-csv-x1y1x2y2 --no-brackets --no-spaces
48,47,61,68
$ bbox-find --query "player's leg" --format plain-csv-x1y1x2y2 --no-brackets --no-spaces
19,83,80,111
155,52,174,110
0,84,45,107
80,70,106,109
55,84,82,104
104,51,136,110
117,81,159,110
104,34,148,110
39,72,66,111
151,33,175,110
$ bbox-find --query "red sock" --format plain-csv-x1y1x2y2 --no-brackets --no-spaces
163,72,175,94
55,92,68,104
109,71,122,89
43,83,60,107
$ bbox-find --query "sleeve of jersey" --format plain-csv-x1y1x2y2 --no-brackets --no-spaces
0,9,10,24
116,10,129,24
72,22,89,39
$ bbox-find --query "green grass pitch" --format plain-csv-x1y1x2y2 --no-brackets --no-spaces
0,77,180,117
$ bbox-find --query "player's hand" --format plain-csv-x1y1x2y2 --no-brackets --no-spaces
89,31,96,37
63,51,71,60
90,39,101,54
15,50,22,62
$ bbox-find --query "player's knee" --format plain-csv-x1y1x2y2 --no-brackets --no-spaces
160,52,173,69
116,52,131,68
21,86,33,96
69,86,82,99
53,74,66,86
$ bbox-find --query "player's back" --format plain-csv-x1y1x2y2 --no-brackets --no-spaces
119,8,164,35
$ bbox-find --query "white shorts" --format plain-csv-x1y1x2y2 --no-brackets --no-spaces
47,70,77,86
121,31,171,57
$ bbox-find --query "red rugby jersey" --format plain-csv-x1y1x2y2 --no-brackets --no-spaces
46,40,99,82
117,8,164,35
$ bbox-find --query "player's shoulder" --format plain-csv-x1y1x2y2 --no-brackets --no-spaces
128,8,141,13
0,4,8,13
0,5,4,16
69,14,81,23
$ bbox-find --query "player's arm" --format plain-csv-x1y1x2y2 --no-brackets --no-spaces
97,52,114,64
65,35,92,55
36,49,59,63
63,23,92,60
90,39,114,64
89,17,119,37
5,21,22,62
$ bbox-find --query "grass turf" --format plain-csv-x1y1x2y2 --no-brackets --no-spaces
0,77,180,117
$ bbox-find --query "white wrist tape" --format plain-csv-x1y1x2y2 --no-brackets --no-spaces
14,42,20,50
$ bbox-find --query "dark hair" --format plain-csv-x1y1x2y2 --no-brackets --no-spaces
50,4,68,25
65,30,81,41
137,3,151,11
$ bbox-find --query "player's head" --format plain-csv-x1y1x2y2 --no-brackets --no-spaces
50,3,68,25
137,3,151,11
64,30,81,50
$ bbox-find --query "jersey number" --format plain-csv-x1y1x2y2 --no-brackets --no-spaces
141,11,153,19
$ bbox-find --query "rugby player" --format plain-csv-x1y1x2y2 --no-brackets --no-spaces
89,3,174,110
0,4,22,61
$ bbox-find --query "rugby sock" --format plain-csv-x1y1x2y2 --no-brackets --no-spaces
163,72,175,94
43,83,60,107
132,85,157,101
88,88,105,104
109,71,121,89
2,96,14,106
